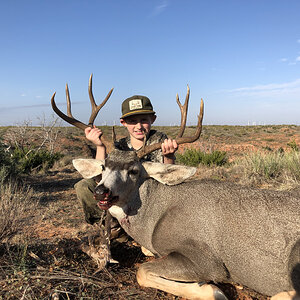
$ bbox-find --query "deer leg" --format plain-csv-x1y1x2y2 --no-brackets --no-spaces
137,252,228,300
270,291,300,300
141,246,155,257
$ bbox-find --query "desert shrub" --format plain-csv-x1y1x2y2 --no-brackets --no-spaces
0,141,17,181
0,179,35,242
1,117,64,176
11,147,63,174
176,148,228,167
287,139,299,152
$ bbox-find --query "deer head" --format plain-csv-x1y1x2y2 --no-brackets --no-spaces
73,150,197,210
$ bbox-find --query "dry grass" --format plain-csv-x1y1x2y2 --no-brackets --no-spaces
234,150,300,190
0,240,178,300
0,179,36,242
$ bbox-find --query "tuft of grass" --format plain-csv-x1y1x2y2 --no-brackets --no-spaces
287,139,299,152
176,148,228,167
236,150,300,188
283,151,300,180
0,179,36,242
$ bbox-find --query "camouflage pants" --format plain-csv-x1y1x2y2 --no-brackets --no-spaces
75,179,128,242
74,178,102,225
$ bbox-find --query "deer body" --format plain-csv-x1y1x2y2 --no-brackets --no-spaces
73,150,300,298
126,181,299,295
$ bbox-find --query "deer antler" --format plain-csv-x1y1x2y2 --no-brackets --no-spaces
51,74,113,130
136,86,204,159
176,85,190,138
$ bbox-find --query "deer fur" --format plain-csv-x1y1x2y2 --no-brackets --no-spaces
73,149,300,300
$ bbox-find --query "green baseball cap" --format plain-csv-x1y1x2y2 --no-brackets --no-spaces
121,95,156,119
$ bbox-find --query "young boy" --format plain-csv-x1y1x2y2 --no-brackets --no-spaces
85,95,177,163
75,95,178,226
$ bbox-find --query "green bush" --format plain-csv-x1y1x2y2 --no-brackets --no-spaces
11,147,63,174
0,139,63,179
0,142,17,180
176,148,228,167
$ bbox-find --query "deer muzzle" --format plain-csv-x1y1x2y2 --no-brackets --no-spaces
94,184,119,210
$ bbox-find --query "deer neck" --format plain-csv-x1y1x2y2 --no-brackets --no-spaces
108,179,161,252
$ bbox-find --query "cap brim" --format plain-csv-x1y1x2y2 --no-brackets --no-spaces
120,110,156,119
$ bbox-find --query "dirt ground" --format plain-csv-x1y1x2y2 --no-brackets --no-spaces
1,124,300,299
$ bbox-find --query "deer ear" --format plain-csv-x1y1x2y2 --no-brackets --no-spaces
73,159,104,179
142,162,196,185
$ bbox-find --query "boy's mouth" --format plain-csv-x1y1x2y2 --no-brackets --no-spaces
134,129,147,135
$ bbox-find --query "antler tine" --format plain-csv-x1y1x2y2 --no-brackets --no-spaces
176,84,190,139
88,73,114,126
51,92,88,130
176,98,204,144
66,83,73,118
136,93,204,159
112,126,117,144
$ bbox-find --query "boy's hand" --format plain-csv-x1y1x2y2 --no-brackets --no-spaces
161,138,178,157
85,126,104,147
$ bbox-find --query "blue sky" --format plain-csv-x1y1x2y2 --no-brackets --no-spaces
0,0,300,126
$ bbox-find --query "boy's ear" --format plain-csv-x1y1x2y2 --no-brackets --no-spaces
150,114,156,124
120,118,126,126
73,159,104,179
142,162,196,185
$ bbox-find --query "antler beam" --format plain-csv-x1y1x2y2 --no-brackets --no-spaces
51,74,113,130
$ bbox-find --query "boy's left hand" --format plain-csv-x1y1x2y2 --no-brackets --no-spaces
161,139,178,157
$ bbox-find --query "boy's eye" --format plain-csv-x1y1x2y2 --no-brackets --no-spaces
125,118,149,125
127,119,137,124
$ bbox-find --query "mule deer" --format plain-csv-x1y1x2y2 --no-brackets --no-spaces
52,77,300,299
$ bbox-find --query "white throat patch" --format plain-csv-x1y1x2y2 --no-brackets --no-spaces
109,205,127,220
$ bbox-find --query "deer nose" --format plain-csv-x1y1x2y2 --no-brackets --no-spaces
94,184,110,196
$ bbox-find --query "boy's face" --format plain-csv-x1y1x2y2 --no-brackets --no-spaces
120,114,156,141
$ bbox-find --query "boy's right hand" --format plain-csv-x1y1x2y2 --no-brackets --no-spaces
85,126,104,147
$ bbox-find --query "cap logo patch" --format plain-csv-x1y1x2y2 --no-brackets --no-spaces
129,99,143,110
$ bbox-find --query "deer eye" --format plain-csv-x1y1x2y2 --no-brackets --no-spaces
128,168,139,176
